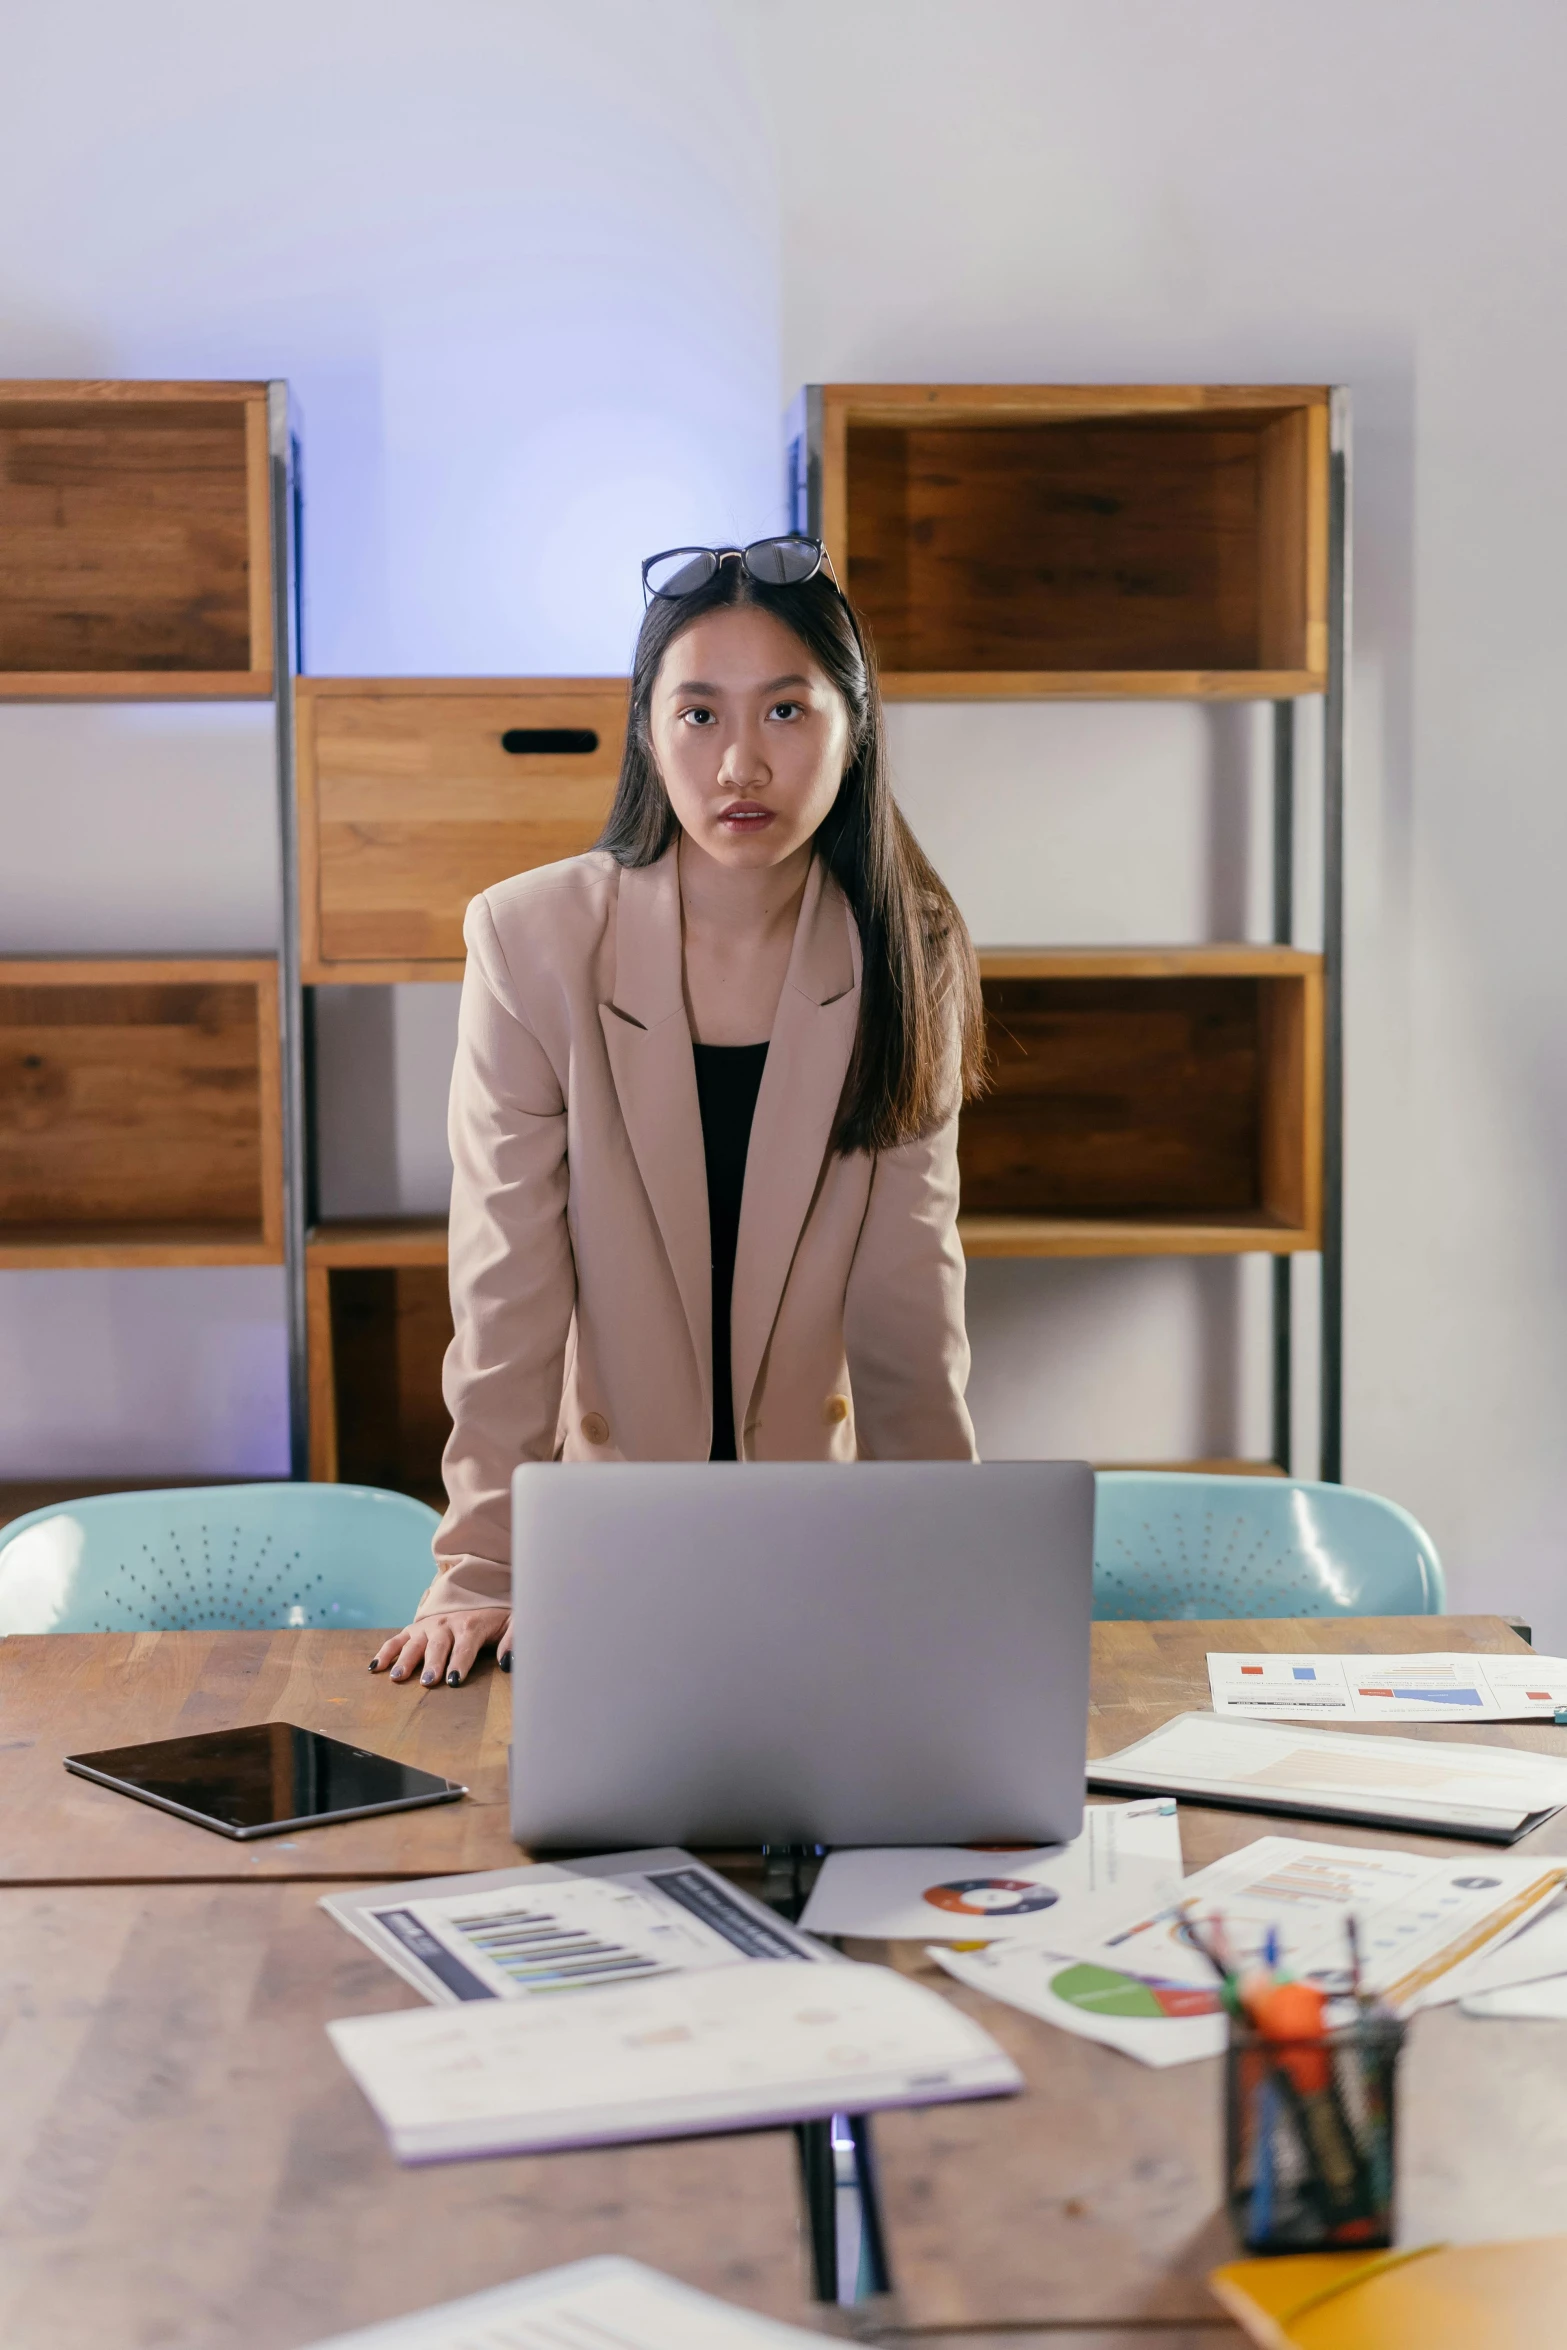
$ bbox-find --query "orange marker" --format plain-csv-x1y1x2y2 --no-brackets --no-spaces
1243,1977,1330,2095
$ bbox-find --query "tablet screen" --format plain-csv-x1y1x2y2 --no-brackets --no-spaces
64,1723,465,1839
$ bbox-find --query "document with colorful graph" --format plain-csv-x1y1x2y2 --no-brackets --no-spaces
936,1833,1567,2066
1089,1710,1567,1839
1207,1649,1567,1723
797,1799,1183,1943
320,1848,827,2006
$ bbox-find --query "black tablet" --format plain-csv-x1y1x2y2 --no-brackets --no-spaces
63,1723,467,1840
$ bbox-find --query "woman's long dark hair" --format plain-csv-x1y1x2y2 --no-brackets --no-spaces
597,560,987,1153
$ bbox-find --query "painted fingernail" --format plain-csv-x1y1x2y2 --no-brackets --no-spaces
446,1669,461,1687
367,1658,379,1672
421,1670,436,1686
499,1652,512,1674
390,1665,406,1680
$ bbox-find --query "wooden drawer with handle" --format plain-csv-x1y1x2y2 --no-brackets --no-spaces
296,677,630,981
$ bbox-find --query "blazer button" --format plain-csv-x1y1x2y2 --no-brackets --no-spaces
581,1412,611,1446
822,1394,851,1426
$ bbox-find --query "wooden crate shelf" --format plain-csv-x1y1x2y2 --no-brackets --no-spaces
306,1224,452,1498
0,382,273,698
960,947,1322,1258
796,384,1329,699
0,959,283,1266
296,677,629,982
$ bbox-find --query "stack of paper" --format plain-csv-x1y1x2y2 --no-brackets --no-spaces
937,1834,1567,2068
1089,1711,1567,1839
1207,1649,1567,1723
327,1958,1021,2161
797,1799,1183,1944
304,2255,837,2347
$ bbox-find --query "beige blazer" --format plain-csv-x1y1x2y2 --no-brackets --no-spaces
419,841,976,1615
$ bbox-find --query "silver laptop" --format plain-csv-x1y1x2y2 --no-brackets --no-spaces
508,1460,1094,1849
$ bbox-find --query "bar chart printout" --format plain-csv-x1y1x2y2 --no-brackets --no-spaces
1206,1651,1567,1723
366,1868,814,2003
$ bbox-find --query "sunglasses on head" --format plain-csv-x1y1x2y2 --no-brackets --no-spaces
641,535,837,604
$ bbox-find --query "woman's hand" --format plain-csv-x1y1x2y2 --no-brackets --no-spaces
370,1610,512,1687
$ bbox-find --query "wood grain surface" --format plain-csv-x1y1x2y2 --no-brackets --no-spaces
865,1610,1567,2331
812,384,1328,702
6,1616,1562,1887
0,384,271,693
296,678,628,978
0,959,282,1265
3,1614,1562,2339
959,957,1319,1245
323,1265,453,1508
0,1629,520,1883
829,391,1326,688
964,975,1271,1217
0,1880,820,2350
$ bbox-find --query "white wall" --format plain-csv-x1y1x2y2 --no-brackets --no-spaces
5,2,1566,1641
0,0,777,1478
775,0,1567,1645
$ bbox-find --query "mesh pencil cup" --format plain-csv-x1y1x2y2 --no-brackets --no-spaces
1225,2006,1405,2254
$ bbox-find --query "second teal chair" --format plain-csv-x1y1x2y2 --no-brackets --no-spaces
1092,1472,1444,1620
0,1482,441,1636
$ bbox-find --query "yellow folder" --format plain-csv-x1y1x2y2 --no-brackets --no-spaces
1208,2239,1567,2348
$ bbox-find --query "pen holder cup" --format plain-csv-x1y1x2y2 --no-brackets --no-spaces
1225,2010,1406,2255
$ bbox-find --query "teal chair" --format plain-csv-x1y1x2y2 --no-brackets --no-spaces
0,1483,441,1635
1092,1472,1445,1620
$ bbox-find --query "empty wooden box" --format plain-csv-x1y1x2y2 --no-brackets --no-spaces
305,1222,452,1497
791,384,1330,697
0,382,273,697
0,959,283,1265
959,948,1323,1256
296,677,630,981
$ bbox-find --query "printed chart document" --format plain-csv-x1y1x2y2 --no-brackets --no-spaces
937,1937,1226,2068
1207,1649,1567,1723
1089,1710,1567,1839
328,1958,1021,2161
301,2255,833,2348
321,1849,825,2005
937,1834,1567,2068
798,1799,1182,1942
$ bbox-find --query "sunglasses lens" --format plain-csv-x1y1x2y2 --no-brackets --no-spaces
645,549,719,598
744,535,822,586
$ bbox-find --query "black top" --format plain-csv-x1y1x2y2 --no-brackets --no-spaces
691,1040,770,1461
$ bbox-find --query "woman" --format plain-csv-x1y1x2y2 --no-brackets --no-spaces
373,535,987,1689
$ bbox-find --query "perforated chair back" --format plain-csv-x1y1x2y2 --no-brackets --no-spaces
1093,1472,1445,1621
0,1483,441,1635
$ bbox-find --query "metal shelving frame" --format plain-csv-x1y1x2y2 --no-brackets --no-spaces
268,381,310,1478
269,383,1351,1486
792,382,1351,1482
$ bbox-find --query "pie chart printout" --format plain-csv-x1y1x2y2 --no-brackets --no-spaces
1049,1962,1223,2021
924,1879,1062,1918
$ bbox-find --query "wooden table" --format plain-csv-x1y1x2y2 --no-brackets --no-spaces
0,1629,517,1882
5,1614,1566,2347
0,1880,823,2350
862,1613,1567,2342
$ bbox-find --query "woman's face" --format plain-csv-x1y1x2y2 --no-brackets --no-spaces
648,603,852,870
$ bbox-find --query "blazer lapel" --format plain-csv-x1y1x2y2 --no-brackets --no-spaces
599,848,711,1415
730,859,861,1438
